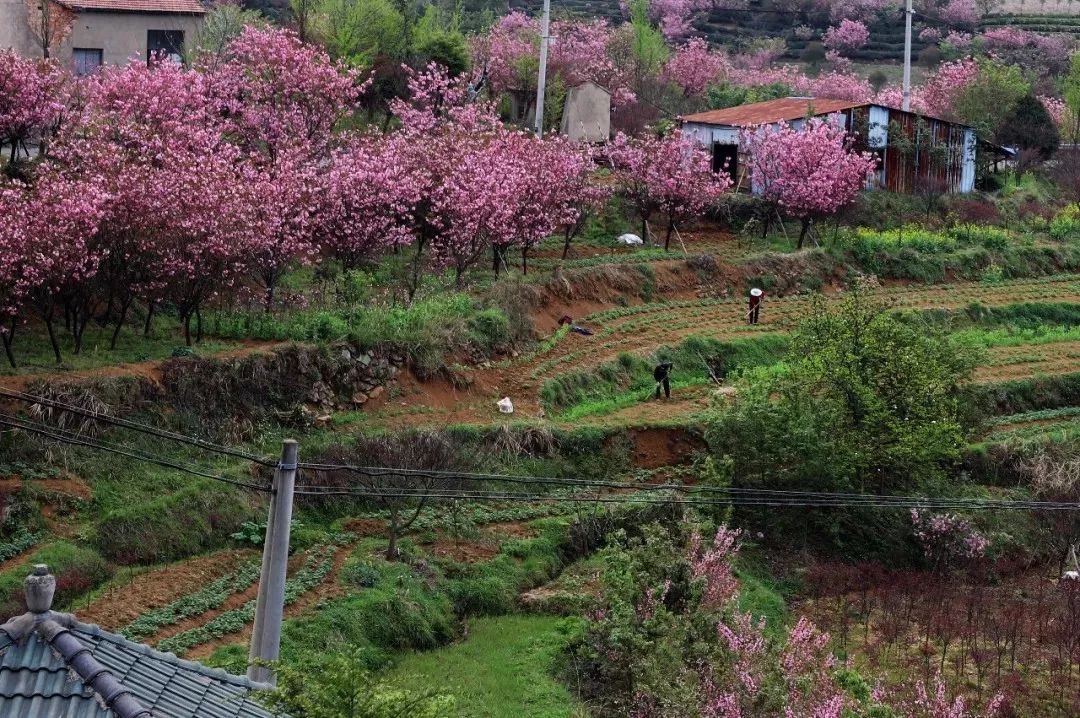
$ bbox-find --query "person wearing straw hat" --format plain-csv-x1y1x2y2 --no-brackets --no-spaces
748,287,764,325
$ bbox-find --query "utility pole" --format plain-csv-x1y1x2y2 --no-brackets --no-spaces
533,0,551,137
247,439,297,685
902,0,913,112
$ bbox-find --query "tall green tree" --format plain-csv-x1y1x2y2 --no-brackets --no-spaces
317,0,408,68
951,58,1029,140
706,288,978,495
996,93,1060,161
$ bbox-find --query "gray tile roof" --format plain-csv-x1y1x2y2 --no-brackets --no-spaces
0,607,280,718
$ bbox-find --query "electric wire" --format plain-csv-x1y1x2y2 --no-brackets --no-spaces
3,400,1078,511
0,412,271,492
290,486,1080,511
0,387,277,467
295,463,1080,510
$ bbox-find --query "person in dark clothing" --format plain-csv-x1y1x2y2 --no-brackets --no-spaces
748,288,764,325
653,362,673,399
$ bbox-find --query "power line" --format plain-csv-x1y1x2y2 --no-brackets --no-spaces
0,412,271,492
0,387,277,467
291,486,1080,511
297,463,1078,510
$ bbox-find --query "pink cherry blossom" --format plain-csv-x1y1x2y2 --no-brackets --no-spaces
740,118,877,247
823,20,870,54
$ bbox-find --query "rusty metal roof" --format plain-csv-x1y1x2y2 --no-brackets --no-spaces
55,0,206,13
680,97,867,127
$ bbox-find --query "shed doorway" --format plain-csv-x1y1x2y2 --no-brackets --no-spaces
713,143,738,179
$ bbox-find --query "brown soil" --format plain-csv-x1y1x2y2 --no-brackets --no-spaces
80,549,257,631
626,426,707,470
0,545,42,575
426,537,500,563
342,517,388,537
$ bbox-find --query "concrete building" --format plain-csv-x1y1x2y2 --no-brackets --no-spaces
2,0,205,74
560,80,611,143
680,96,980,194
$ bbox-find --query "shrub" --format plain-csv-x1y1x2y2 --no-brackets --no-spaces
0,542,111,617
93,481,251,564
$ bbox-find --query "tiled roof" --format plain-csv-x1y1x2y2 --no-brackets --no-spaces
54,0,207,14
680,97,867,127
0,612,277,718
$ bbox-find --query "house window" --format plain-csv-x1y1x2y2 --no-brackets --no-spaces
147,30,185,64
72,48,103,76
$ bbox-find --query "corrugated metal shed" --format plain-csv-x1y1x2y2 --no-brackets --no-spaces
0,613,277,717
680,98,866,127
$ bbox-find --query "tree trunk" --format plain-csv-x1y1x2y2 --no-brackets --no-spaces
386,504,400,561
44,307,61,364
562,227,573,259
143,302,156,338
521,246,529,275
641,216,649,245
664,222,673,251
109,297,132,350
195,305,203,344
183,312,192,346
1,318,15,369
797,218,811,249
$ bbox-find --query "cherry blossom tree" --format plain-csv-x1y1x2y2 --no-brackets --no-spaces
664,38,728,97
0,50,65,168
318,134,420,272
608,131,732,249
1,172,105,364
823,20,870,55
205,26,366,309
740,118,877,248
478,12,634,112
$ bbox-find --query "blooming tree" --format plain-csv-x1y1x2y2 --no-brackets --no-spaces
0,50,65,167
319,134,420,271
740,118,877,248
939,0,979,27
823,20,870,55
664,38,729,96
911,509,989,573
204,27,366,309
608,131,732,249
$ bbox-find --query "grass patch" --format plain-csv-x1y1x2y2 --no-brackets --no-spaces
386,615,584,718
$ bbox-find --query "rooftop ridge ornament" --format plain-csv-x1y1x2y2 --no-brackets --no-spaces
24,564,55,613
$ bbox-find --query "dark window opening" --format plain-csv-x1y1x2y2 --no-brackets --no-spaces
713,143,738,179
147,30,185,64
72,48,103,76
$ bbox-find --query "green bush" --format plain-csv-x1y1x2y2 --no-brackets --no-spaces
0,542,112,617
280,558,456,669
93,481,251,564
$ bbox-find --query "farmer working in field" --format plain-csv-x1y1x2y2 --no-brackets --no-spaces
653,361,674,400
748,288,764,325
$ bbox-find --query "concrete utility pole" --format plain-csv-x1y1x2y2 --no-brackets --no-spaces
534,0,551,137
247,439,297,685
902,0,913,112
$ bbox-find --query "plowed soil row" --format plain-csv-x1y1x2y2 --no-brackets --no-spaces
80,549,258,632
364,276,1080,430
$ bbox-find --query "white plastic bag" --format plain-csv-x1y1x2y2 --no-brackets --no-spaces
617,233,643,245
497,397,514,414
